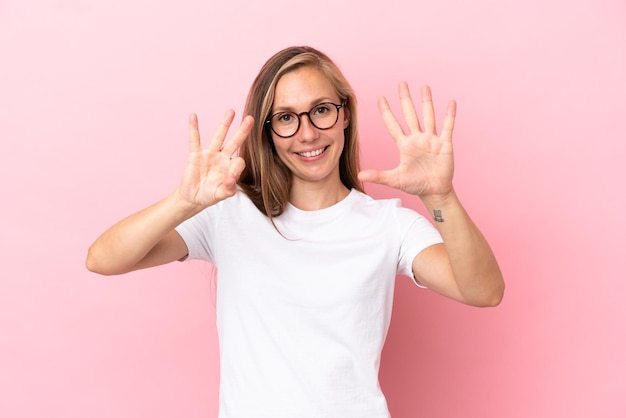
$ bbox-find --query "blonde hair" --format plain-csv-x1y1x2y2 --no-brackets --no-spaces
238,46,363,222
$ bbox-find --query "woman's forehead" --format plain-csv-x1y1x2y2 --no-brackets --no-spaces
273,67,337,109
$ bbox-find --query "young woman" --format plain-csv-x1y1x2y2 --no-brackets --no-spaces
87,46,504,418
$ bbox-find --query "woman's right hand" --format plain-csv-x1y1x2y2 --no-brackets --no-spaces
86,110,253,275
176,110,254,210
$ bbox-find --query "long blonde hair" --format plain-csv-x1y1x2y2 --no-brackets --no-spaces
238,46,363,222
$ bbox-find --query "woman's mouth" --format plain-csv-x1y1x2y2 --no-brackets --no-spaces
296,146,328,158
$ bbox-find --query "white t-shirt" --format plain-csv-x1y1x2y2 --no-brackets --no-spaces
176,189,443,418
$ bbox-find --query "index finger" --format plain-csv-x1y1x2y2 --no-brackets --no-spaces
378,96,405,140
221,115,254,157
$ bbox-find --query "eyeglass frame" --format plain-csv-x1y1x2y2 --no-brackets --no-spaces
265,102,345,139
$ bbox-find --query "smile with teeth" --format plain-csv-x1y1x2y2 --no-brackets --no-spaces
296,146,328,158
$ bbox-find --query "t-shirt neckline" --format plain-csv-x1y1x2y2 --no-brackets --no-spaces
284,188,359,221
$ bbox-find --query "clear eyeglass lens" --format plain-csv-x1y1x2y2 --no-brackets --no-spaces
271,103,339,137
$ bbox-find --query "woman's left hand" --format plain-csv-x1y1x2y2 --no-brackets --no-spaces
358,82,456,200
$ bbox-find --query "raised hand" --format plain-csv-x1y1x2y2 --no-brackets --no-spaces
176,110,254,209
358,83,456,200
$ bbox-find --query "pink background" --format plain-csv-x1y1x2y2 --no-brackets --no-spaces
1,0,624,417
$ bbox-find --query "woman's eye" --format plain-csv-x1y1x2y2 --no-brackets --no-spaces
313,105,330,115
277,113,294,123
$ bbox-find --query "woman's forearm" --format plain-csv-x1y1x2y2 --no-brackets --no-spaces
422,190,505,306
85,192,199,276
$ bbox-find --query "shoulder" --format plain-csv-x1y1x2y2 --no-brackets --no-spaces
349,189,420,220
205,189,259,214
348,189,400,209
183,190,264,230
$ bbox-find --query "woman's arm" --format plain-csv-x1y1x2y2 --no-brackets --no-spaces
86,193,197,275
413,191,504,307
86,111,253,275
359,83,504,307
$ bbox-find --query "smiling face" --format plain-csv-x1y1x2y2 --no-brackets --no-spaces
270,66,350,192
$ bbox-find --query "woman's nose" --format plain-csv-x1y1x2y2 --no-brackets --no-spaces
297,114,319,141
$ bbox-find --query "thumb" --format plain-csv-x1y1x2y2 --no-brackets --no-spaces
228,156,246,179
358,169,396,187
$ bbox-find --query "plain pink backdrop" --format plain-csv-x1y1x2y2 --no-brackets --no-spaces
1,0,624,417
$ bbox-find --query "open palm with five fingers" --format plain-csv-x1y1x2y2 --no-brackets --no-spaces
359,83,456,200
176,110,254,210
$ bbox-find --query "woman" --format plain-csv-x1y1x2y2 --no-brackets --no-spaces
87,46,504,417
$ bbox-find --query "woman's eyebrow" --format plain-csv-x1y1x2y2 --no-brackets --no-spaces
272,97,336,113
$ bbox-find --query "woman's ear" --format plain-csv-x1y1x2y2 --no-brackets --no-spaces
342,105,350,129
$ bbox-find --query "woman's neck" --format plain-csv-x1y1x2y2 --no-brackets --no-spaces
289,180,350,211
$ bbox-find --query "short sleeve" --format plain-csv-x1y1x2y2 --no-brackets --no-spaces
175,208,215,263
396,208,443,287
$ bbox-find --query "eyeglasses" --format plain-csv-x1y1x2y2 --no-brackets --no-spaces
265,102,344,138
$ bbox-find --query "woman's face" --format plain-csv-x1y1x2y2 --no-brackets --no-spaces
270,66,349,189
